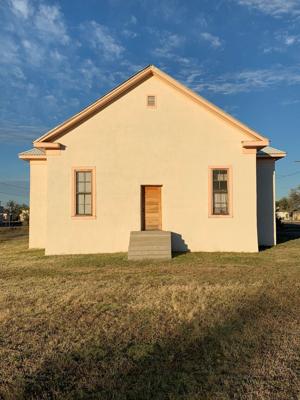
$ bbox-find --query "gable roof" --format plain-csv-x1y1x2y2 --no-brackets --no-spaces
257,146,286,159
33,65,269,146
19,147,46,160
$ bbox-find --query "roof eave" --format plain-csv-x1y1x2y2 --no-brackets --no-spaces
242,140,269,149
34,142,61,149
257,152,286,160
19,154,47,161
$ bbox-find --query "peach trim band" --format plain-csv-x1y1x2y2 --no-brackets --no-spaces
34,142,61,149
19,154,46,161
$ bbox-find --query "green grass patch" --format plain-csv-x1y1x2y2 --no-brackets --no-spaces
0,228,299,399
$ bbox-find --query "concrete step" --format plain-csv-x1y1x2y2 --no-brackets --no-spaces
130,231,170,236
129,254,171,260
129,250,169,256
128,230,172,260
129,240,170,246
129,245,170,251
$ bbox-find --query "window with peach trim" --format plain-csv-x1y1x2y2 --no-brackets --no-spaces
72,167,96,218
209,167,232,217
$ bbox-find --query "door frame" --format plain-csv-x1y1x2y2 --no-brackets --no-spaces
140,185,162,231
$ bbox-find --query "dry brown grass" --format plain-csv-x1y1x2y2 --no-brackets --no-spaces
0,227,299,399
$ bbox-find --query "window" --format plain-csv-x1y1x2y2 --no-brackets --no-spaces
147,95,156,107
75,170,93,216
212,169,229,215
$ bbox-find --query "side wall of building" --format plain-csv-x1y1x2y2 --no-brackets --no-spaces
257,159,276,247
29,160,47,248
44,75,259,255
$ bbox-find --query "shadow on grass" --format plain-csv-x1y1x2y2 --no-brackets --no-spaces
20,294,299,400
277,222,300,245
0,227,28,242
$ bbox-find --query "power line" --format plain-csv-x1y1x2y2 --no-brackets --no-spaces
0,191,28,198
0,181,28,190
277,170,300,179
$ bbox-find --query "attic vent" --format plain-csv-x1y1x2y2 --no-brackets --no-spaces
147,95,156,107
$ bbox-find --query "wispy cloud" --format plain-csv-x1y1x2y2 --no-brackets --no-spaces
0,0,138,143
81,21,124,60
262,30,300,53
151,31,192,66
34,4,69,44
0,121,49,144
235,0,300,17
9,0,32,19
200,32,222,48
187,65,300,95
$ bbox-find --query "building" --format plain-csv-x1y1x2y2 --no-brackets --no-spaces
19,65,285,256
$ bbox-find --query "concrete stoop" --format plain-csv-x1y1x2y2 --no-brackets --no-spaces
128,231,172,260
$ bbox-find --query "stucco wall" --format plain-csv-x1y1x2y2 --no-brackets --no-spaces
29,160,47,248
44,75,259,255
257,159,276,246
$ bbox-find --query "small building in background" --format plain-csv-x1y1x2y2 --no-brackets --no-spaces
292,210,300,222
276,211,290,221
19,208,29,223
0,206,8,224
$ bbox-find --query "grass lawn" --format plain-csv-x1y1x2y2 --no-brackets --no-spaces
0,227,300,399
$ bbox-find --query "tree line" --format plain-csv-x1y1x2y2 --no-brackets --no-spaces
276,185,300,212
1,200,29,223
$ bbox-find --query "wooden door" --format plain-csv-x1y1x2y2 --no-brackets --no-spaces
142,186,162,230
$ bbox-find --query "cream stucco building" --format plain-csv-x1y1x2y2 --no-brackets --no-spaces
19,65,285,256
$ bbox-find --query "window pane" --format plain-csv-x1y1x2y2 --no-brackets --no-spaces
77,182,85,192
77,194,85,205
85,194,91,205
85,172,91,182
85,182,92,193
77,172,85,182
85,204,92,215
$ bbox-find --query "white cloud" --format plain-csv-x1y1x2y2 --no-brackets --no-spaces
262,31,300,53
188,66,300,95
0,121,48,143
81,21,124,60
152,32,185,60
122,29,138,39
279,33,300,46
129,15,137,24
22,39,45,66
35,4,69,44
235,0,300,17
0,36,20,64
200,32,222,48
9,0,32,19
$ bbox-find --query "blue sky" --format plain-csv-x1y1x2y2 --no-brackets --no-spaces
1,0,300,204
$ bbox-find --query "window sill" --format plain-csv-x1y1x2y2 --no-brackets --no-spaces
71,215,97,220
208,214,233,218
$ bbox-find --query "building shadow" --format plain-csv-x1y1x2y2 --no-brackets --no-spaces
171,232,190,257
19,293,299,399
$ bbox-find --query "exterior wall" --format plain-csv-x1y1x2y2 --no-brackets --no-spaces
257,159,276,246
29,160,47,248
44,75,259,254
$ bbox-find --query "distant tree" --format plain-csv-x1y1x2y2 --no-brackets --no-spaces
276,197,290,211
289,185,300,211
4,201,29,222
276,185,300,213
